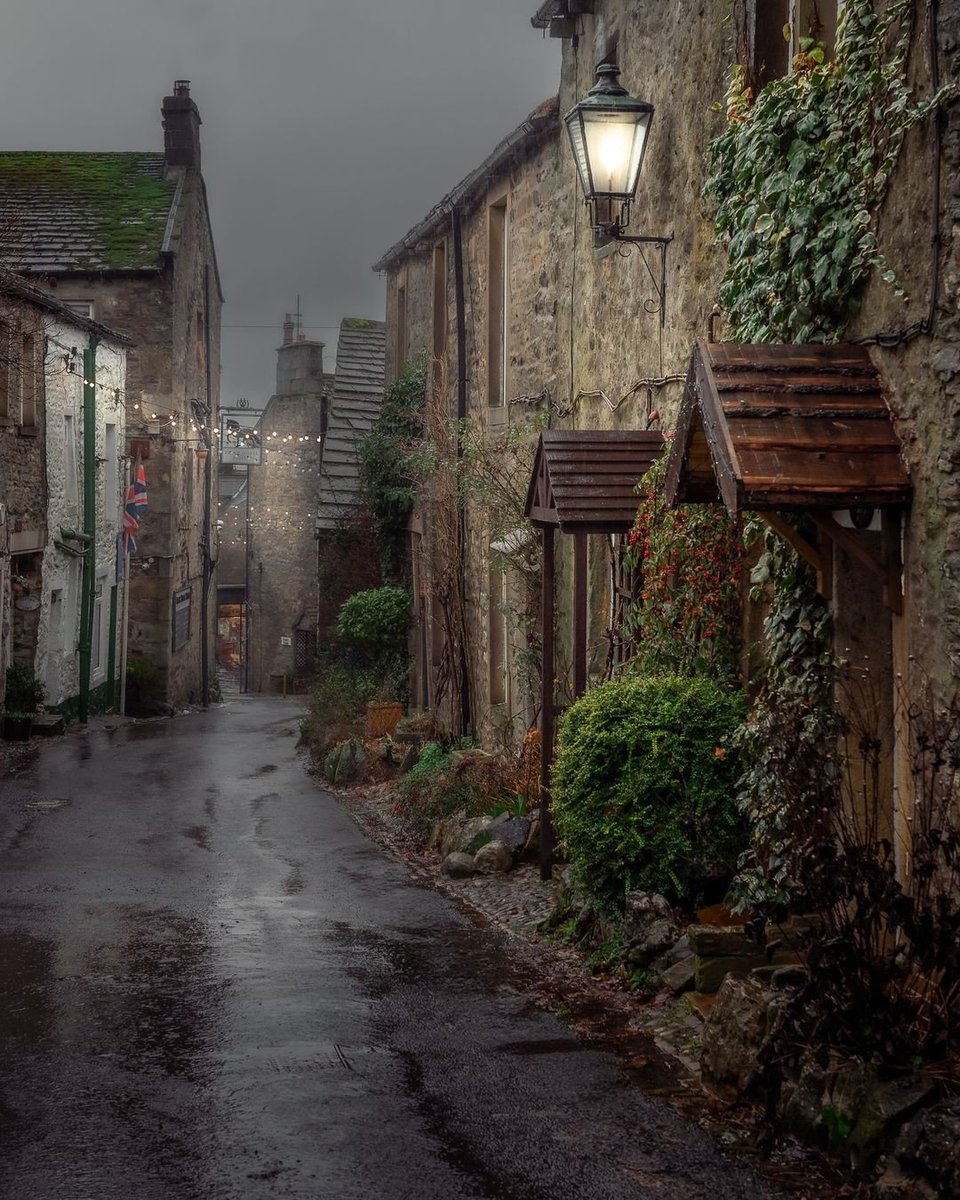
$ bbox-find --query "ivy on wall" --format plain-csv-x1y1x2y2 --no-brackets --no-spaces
358,361,426,583
706,0,933,343
704,0,935,902
623,458,743,685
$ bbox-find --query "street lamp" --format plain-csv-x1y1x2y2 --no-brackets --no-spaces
564,62,672,323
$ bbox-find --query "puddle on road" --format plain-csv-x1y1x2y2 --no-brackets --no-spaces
182,825,211,852
0,930,56,1045
496,1037,588,1056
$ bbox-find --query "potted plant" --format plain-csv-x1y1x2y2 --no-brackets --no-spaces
335,587,411,737
2,663,45,741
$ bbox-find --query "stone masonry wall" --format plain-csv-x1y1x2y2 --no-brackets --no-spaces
382,0,960,747
42,167,223,706
0,297,47,701
246,392,325,691
37,332,126,708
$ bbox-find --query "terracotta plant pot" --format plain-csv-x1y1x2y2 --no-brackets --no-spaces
365,701,404,739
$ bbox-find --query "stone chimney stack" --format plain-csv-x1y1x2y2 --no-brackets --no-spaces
162,80,202,170
282,314,295,345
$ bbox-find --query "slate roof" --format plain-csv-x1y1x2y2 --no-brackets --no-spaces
0,153,179,273
373,97,559,272
664,342,911,512
315,320,387,531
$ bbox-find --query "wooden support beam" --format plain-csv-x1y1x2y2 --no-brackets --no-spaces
539,525,555,881
810,513,886,583
759,513,832,601
882,509,904,617
573,531,587,699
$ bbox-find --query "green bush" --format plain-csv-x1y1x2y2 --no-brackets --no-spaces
299,655,381,758
4,663,44,713
551,675,746,911
391,739,487,844
336,587,411,658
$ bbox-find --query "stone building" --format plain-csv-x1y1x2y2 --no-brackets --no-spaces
0,270,129,714
0,80,223,708
242,317,386,692
245,325,333,692
314,319,386,639
373,98,562,745
376,0,960,849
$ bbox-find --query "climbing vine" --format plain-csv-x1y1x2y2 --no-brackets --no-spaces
623,458,743,684
729,520,840,910
706,0,935,343
358,361,426,583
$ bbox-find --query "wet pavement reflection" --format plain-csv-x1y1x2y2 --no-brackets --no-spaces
0,698,785,1199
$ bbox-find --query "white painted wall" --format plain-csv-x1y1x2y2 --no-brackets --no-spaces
37,327,126,708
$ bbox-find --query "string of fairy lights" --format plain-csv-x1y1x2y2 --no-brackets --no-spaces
48,337,343,539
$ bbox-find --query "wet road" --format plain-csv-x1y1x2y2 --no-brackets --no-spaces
0,697,783,1200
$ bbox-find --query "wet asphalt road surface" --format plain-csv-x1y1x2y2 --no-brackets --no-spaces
0,696,784,1200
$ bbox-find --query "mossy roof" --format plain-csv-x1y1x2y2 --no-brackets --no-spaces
0,152,178,272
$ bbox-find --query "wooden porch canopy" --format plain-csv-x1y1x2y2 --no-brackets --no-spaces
524,428,666,879
664,340,910,611
525,429,666,532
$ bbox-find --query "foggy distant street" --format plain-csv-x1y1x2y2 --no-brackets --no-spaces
0,697,782,1200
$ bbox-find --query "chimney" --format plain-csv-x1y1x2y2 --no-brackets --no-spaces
162,80,202,170
282,314,295,345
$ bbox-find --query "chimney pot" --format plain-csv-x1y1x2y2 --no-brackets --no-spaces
162,84,202,170
282,314,295,344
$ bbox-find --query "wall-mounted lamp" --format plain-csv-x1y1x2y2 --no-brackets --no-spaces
564,63,672,324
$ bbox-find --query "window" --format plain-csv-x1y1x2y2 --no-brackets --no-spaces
64,413,78,505
60,300,95,319
395,281,408,375
432,241,447,398
172,586,192,651
488,566,507,707
92,578,105,680
744,0,840,90
20,332,37,427
104,423,118,518
487,197,509,408
46,588,64,701
0,322,9,421
293,629,316,671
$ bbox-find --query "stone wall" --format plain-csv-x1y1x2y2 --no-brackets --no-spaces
42,167,222,707
37,330,126,709
0,298,47,701
381,0,960,752
246,341,326,691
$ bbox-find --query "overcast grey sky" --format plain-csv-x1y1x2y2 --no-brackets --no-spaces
1,0,560,405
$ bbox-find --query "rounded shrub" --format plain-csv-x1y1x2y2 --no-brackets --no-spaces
336,587,411,658
551,675,746,911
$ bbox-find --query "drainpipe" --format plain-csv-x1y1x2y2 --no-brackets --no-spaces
78,338,99,723
451,204,472,737
197,263,215,708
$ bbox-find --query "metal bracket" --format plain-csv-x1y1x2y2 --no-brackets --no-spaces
596,228,673,327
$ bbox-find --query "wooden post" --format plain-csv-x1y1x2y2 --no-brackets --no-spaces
573,531,587,699
539,524,555,881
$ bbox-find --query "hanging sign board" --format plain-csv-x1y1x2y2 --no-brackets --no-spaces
221,413,262,465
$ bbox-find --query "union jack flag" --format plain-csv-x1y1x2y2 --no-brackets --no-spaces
122,455,148,556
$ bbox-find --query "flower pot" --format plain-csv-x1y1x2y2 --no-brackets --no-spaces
366,701,404,739
2,714,34,741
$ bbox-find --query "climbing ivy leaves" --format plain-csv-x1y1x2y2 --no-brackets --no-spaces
705,0,931,343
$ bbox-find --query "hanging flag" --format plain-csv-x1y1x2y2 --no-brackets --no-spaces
122,454,149,556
